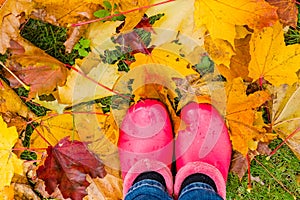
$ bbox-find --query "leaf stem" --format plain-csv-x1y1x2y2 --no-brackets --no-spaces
269,126,300,157
246,153,252,191
0,61,30,90
71,0,175,27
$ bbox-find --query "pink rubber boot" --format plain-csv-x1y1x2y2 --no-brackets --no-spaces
118,99,174,196
174,102,232,199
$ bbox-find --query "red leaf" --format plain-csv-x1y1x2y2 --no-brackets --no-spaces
37,137,106,200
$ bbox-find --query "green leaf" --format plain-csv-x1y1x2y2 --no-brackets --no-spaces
78,49,89,57
112,11,126,21
195,55,214,75
94,9,110,18
103,1,112,11
73,43,80,50
79,38,90,49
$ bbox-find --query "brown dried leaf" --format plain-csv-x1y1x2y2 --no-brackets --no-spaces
266,0,298,27
0,0,33,54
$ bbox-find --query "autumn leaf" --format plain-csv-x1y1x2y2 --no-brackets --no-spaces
4,39,68,98
248,21,300,86
225,78,270,155
194,0,278,45
0,0,33,54
114,0,150,32
31,0,102,26
0,79,35,119
30,112,81,149
217,34,252,81
204,36,235,67
86,21,123,54
266,0,298,28
271,84,300,159
86,174,123,200
57,53,120,105
37,137,106,200
131,48,198,76
0,116,24,191
146,0,204,49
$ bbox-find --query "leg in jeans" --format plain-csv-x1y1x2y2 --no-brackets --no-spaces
175,102,232,199
125,179,173,200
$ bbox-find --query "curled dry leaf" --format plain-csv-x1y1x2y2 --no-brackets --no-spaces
37,137,106,200
0,0,34,54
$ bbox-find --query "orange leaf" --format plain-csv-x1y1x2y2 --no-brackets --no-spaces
226,78,270,155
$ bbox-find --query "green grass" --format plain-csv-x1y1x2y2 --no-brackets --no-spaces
20,18,81,65
227,139,300,200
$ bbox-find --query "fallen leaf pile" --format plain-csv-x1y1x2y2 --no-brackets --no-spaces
0,0,300,199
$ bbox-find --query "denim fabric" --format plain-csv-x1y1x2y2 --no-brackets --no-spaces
179,182,223,200
125,179,173,200
125,180,223,200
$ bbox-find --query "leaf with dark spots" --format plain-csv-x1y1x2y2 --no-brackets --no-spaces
37,137,106,200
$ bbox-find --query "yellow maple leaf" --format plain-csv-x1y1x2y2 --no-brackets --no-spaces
271,84,300,159
0,116,24,190
194,0,278,45
226,78,270,155
30,112,81,148
249,21,300,86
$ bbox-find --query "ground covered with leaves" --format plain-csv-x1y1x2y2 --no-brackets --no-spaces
0,0,300,199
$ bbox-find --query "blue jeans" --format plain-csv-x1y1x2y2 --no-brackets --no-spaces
124,179,223,200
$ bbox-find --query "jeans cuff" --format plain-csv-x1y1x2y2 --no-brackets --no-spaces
179,182,218,198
